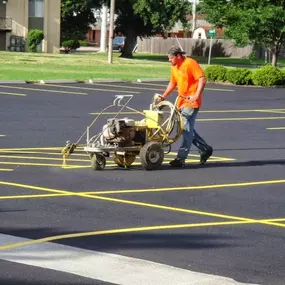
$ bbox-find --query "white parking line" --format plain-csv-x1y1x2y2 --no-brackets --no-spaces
0,234,259,285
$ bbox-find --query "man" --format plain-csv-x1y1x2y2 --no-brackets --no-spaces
158,46,213,167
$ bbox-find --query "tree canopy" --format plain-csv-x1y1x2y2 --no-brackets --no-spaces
201,0,285,66
104,0,192,57
61,0,102,42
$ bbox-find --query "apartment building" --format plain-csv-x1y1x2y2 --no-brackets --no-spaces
0,0,60,53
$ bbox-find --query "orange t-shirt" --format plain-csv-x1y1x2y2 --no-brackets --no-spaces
170,57,204,109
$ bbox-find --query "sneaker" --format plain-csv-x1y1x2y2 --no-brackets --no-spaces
169,158,185,167
200,147,213,164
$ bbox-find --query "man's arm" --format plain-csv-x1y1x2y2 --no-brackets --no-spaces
159,81,177,101
190,76,206,102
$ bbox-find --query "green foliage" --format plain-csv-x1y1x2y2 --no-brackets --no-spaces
201,0,285,66
79,40,89,46
62,40,80,53
226,68,253,85
27,29,44,52
252,65,284,86
61,0,102,42
101,0,192,58
205,65,227,81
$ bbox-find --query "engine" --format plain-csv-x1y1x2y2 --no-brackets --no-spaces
102,118,145,146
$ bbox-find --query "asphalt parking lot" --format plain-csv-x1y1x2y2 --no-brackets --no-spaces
0,81,285,285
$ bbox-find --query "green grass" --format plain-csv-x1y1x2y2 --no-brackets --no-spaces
0,51,284,81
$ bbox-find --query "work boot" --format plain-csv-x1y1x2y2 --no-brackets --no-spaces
200,147,213,164
169,158,185,167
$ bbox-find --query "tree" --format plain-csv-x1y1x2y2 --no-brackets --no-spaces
104,0,192,58
200,0,285,66
61,0,102,42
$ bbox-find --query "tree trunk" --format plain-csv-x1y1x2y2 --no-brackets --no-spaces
120,28,137,58
270,41,281,67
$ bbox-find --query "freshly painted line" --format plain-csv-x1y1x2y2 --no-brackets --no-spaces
0,91,26,96
133,82,235,92
0,234,259,285
0,154,90,162
1,181,285,230
0,147,62,151
0,193,69,200
0,168,13,172
36,84,140,94
0,161,90,168
1,218,285,250
198,116,285,122
0,85,87,95
266,127,285,130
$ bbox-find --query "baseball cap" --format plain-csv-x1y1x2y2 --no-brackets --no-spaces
168,46,186,56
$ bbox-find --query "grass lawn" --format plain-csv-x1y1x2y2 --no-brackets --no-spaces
0,51,284,81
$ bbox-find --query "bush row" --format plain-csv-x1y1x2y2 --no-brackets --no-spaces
205,65,285,87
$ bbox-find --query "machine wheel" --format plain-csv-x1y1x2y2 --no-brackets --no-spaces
91,153,106,170
114,152,137,168
139,141,164,170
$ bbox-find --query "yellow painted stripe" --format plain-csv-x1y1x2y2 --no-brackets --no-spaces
0,91,26,96
2,217,285,250
0,135,6,137
132,82,235,92
267,127,285,130
90,109,285,115
37,84,140,94
198,116,285,122
0,147,62,151
1,181,285,229
0,155,90,162
0,168,14,172
0,85,87,95
0,221,253,250
0,161,90,168
0,193,69,199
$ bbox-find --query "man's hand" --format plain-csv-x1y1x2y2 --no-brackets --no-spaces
155,93,165,103
189,95,199,103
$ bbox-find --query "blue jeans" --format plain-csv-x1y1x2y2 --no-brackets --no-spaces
177,107,210,161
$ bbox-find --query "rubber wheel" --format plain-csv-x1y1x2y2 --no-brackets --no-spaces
139,141,164,170
91,153,106,170
114,152,137,168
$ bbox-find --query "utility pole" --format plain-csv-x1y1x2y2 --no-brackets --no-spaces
192,0,197,35
107,0,115,64
99,5,107,52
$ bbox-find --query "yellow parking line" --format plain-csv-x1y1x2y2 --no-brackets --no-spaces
37,84,140,94
0,161,89,168
0,221,256,250
132,82,235,92
1,180,285,230
0,85,87,95
0,91,26,96
198,116,285,122
0,168,14,172
0,135,6,137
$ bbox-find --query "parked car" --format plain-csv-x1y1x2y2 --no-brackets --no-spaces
112,36,125,52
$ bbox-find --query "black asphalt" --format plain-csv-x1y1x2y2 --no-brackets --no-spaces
0,81,285,285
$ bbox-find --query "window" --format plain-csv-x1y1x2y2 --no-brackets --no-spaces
29,0,44,18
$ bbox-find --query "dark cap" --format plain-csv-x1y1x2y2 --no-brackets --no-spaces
168,46,186,56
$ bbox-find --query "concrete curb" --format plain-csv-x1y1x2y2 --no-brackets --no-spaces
86,78,124,84
38,79,78,84
0,80,27,84
136,78,168,83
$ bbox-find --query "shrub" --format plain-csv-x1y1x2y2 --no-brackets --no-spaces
79,40,89,46
62,40,80,53
226,68,253,85
27,29,44,52
252,65,284,86
205,65,227,82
